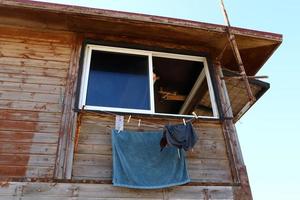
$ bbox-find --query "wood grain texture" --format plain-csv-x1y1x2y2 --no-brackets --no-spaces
0,109,61,122
72,113,233,183
0,26,73,179
0,182,234,199
54,34,82,179
0,131,58,143
0,57,69,69
213,61,252,199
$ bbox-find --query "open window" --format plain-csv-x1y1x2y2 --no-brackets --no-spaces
78,44,218,118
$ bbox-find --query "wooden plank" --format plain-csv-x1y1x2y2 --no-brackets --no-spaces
0,154,55,166
0,26,74,44
187,139,227,159
0,57,69,70
72,156,231,182
0,142,57,154
0,100,61,112
220,0,255,103
72,154,231,182
0,81,63,95
75,140,227,159
75,184,163,199
73,113,230,182
189,169,232,182
76,138,228,159
0,182,235,199
0,48,70,62
0,182,163,198
0,65,68,78
0,166,53,178
79,128,224,144
14,183,73,197
79,121,225,138
0,131,58,143
188,158,231,171
0,183,20,195
73,154,112,167
54,35,81,179
72,175,231,185
167,186,233,199
214,61,252,199
0,40,72,55
78,126,224,145
0,0,282,41
0,36,72,48
0,197,69,200
72,165,111,179
79,114,223,139
73,154,230,170
76,144,112,155
77,134,111,145
0,72,66,85
0,25,68,180
0,91,61,103
0,120,60,133
26,198,157,200
0,198,162,200
193,124,224,140
0,109,61,122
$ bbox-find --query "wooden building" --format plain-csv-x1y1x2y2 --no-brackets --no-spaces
0,0,281,199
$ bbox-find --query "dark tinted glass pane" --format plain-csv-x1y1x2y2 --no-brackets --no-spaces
153,57,212,115
86,50,150,110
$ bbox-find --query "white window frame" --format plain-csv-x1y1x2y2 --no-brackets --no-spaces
78,44,219,118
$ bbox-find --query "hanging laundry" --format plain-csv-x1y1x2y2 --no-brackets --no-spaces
112,129,190,189
160,122,198,151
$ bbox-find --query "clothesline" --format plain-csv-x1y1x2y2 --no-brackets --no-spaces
74,106,199,152
77,106,199,128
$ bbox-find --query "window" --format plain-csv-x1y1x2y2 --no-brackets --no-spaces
79,45,218,118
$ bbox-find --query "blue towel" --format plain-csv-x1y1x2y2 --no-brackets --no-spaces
112,129,190,189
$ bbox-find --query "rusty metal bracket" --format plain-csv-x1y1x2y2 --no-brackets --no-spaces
74,105,85,153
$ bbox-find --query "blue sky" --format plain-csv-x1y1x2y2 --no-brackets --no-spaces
34,1,300,199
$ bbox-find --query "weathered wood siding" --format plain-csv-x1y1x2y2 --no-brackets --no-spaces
0,25,235,199
0,26,74,178
0,182,234,200
72,113,232,183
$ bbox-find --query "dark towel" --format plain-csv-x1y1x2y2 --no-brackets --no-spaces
160,122,198,151
112,129,190,189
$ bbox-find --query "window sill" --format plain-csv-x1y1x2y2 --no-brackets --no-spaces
73,106,220,121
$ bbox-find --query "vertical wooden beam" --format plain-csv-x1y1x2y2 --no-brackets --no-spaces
54,34,83,179
214,61,238,183
214,60,253,200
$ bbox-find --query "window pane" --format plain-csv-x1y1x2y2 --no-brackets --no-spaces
153,57,213,116
86,50,150,110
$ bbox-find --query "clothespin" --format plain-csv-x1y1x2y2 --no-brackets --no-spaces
127,115,131,123
138,119,141,127
115,115,124,133
182,118,186,126
192,112,198,119
177,149,181,159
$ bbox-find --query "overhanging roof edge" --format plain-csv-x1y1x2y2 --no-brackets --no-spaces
0,0,282,42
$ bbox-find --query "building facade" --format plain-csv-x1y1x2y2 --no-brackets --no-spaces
0,1,281,199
